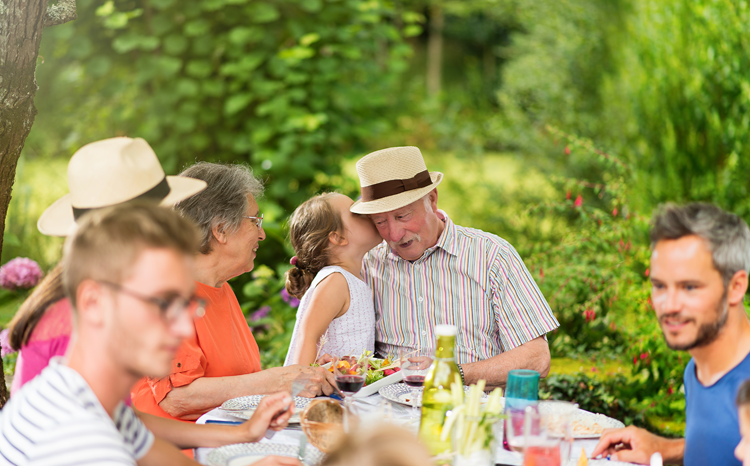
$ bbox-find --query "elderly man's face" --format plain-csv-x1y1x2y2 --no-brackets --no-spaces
650,235,729,351
369,191,443,261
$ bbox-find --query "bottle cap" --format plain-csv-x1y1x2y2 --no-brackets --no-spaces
435,324,457,336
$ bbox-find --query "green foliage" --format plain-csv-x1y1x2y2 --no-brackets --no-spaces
540,373,647,430
238,265,296,368
617,0,750,216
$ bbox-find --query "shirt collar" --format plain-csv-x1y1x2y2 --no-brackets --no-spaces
388,209,459,262
433,210,459,257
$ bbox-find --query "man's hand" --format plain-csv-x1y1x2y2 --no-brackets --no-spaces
240,392,294,443
315,354,333,365
273,365,336,397
591,426,683,465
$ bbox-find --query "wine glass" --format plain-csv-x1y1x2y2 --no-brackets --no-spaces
400,348,433,419
332,354,369,433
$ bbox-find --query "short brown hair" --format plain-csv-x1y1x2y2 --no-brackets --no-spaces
285,193,343,299
650,203,750,286
62,202,200,309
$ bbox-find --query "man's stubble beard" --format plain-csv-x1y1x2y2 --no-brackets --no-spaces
661,289,729,351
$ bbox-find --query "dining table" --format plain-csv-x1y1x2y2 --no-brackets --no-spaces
195,392,623,466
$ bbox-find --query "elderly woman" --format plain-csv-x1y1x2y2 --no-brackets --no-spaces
131,162,335,422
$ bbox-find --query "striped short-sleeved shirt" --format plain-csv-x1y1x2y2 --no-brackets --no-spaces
363,211,559,364
0,359,154,465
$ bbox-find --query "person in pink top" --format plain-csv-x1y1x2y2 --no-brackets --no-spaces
7,136,207,393
8,266,69,395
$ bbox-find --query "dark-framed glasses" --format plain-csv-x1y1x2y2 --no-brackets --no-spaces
243,213,264,230
98,280,206,322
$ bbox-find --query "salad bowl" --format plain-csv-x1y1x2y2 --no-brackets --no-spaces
322,353,403,398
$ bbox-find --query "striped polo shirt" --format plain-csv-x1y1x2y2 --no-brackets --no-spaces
0,359,154,465
363,211,559,364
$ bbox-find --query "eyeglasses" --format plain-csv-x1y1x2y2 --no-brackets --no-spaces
243,213,264,230
98,280,206,322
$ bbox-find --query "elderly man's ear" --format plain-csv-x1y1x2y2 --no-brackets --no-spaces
328,231,349,247
426,189,439,212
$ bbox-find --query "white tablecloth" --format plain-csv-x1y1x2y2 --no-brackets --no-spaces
195,394,604,465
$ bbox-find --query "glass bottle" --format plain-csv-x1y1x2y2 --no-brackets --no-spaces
418,324,462,456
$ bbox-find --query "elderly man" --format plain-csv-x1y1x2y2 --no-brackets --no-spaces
592,203,750,466
351,147,559,389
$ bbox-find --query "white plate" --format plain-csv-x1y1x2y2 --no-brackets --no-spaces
379,383,495,408
536,401,624,439
206,442,325,466
322,359,404,398
220,396,312,423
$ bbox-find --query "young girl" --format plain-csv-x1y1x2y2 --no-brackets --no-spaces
284,192,383,366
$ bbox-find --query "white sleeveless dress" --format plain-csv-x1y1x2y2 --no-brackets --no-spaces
284,266,376,366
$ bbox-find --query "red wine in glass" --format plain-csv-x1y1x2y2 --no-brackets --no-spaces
336,375,365,394
404,375,425,387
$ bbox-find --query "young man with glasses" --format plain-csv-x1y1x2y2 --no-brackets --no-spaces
0,203,299,465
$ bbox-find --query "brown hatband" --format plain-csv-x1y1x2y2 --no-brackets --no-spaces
360,170,432,202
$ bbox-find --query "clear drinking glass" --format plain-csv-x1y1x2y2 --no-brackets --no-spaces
400,348,433,419
332,354,369,433
506,401,577,466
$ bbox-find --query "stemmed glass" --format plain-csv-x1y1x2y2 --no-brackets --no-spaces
332,354,369,433
400,348,433,419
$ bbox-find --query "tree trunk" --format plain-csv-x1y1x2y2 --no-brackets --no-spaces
426,3,443,97
0,0,76,407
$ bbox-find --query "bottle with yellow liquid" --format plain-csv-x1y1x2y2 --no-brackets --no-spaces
418,324,462,457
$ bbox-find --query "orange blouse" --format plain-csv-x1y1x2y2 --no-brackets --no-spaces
131,281,262,422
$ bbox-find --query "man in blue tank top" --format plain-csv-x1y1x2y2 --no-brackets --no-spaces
592,203,750,465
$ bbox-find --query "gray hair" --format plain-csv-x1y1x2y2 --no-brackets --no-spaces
175,162,264,254
650,203,750,286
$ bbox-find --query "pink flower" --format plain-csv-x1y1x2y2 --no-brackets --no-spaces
251,306,271,320
645,268,650,277
574,195,583,207
612,208,618,216
0,257,42,290
0,329,13,357
564,146,571,156
280,288,300,308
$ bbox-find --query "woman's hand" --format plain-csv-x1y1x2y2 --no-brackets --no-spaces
240,392,294,442
254,456,302,466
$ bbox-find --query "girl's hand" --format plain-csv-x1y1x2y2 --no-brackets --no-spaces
315,354,333,365
241,392,294,442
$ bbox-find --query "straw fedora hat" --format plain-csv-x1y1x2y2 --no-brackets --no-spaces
37,137,207,236
350,146,442,215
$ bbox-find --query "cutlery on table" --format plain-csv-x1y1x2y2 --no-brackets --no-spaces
265,377,307,439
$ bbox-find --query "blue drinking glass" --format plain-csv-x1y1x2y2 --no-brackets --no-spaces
505,369,540,409
503,369,540,452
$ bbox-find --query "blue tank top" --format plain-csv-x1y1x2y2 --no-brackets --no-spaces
683,350,750,466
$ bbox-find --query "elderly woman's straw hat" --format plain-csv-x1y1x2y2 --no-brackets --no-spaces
38,137,207,236
350,146,442,215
